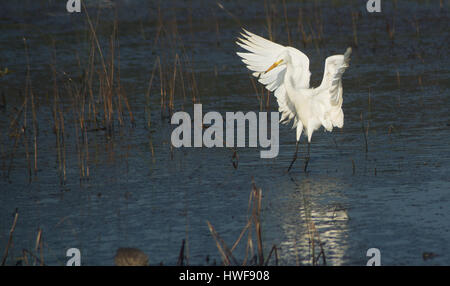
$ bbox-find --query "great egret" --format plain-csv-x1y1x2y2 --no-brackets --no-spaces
236,29,352,172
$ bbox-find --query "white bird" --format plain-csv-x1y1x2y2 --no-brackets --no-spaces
236,29,351,172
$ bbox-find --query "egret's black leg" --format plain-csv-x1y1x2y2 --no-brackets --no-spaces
304,142,310,173
287,141,300,172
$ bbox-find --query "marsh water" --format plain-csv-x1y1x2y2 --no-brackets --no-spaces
0,0,449,265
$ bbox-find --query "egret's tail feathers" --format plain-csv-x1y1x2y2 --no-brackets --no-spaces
323,108,344,131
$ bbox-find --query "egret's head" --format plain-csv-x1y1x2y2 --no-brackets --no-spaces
264,51,290,74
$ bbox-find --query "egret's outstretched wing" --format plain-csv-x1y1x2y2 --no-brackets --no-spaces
317,47,352,130
236,29,286,90
236,29,296,127
319,47,352,106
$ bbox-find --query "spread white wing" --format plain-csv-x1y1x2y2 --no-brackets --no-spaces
317,47,352,130
236,29,303,127
236,29,286,90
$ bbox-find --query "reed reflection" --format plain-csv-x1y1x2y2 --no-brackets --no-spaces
279,175,349,265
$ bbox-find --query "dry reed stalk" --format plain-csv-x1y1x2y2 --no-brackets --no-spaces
8,96,26,131
19,38,33,182
249,77,261,111
181,53,199,104
7,99,26,180
23,38,38,176
206,221,237,266
215,11,220,47
252,185,264,265
87,34,99,129
282,0,292,46
82,1,111,90
309,221,327,266
66,67,91,181
168,53,179,117
175,53,187,105
412,15,420,37
20,96,32,182
187,6,194,39
110,20,121,127
216,2,242,26
264,1,274,41
360,112,369,153
249,77,270,112
69,82,84,180
83,7,134,135
155,6,163,46
297,8,311,47
51,76,62,180
59,102,67,184
314,7,323,44
83,111,90,179
264,244,279,266
290,176,328,266
21,249,29,266
208,181,272,266
1,209,19,265
351,11,359,48
177,239,186,266
230,220,252,254
20,249,46,266
386,16,395,41
117,86,134,127
145,57,160,129
265,89,270,111
158,56,166,117
307,19,321,56
259,86,265,112
418,75,424,106
418,75,423,89
114,17,135,128
33,228,43,266
50,39,68,185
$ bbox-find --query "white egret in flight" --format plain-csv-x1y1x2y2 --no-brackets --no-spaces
236,29,352,172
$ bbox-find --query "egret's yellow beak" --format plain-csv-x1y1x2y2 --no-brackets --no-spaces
265,59,283,73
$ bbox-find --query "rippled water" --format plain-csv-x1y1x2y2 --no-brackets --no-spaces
0,0,449,265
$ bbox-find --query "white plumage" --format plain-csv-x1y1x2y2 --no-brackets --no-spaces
236,29,351,171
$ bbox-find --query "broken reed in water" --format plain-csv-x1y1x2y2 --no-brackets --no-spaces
207,180,279,266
